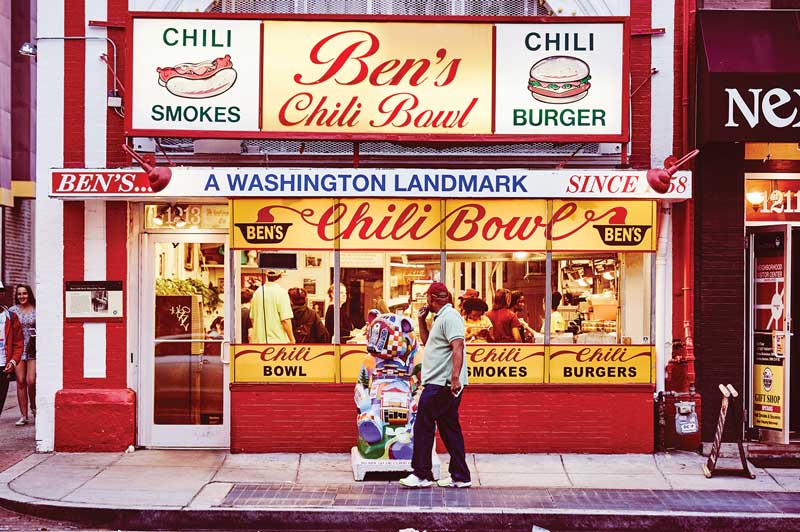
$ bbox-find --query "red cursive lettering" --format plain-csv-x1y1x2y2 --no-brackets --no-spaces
293,30,462,88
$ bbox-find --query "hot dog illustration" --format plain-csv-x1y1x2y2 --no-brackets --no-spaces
156,55,237,99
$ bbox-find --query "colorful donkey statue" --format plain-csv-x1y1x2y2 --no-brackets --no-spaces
352,311,435,480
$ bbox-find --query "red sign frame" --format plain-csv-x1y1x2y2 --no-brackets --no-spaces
126,12,631,143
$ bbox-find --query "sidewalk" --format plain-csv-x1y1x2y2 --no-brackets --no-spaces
2,448,800,531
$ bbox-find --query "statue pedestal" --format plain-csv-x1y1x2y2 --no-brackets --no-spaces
350,447,441,481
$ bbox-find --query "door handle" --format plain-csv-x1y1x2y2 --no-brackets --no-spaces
221,340,231,364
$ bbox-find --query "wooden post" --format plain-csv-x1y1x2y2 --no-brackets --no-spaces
703,384,755,479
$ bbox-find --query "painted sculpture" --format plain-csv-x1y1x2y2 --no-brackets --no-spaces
354,311,421,460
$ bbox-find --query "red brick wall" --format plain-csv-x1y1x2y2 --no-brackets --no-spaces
694,143,745,442
629,0,652,169
106,0,128,167
231,384,654,453
55,389,135,451
2,199,34,304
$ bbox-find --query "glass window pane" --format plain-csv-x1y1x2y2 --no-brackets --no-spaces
445,251,546,345
240,249,334,344
551,252,653,345
153,240,225,425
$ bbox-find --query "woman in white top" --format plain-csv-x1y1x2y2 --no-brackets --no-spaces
10,284,35,425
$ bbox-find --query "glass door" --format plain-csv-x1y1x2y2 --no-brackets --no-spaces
140,233,230,447
748,226,792,444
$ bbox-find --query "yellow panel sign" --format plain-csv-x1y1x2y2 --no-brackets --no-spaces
753,363,784,430
340,346,371,383
444,199,548,252
548,345,653,384
232,199,657,252
550,200,656,251
337,198,441,251
231,198,335,250
262,21,493,135
467,344,545,383
341,344,544,384
232,344,336,383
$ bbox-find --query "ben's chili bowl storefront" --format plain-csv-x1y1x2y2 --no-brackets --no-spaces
50,168,690,453
46,13,690,453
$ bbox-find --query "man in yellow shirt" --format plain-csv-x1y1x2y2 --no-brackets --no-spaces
249,269,295,344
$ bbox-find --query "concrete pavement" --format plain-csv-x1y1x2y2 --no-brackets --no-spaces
0,383,78,530
3,383,800,531
1,448,800,531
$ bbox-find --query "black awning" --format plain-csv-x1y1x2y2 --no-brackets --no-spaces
697,10,800,143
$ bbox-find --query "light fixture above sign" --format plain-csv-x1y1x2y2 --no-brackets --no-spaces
745,191,766,209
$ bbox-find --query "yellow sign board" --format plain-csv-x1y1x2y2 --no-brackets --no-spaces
341,343,544,384
262,21,493,135
548,345,653,384
753,363,784,430
232,344,336,383
467,344,545,383
550,200,657,251
231,198,443,250
232,198,657,251
233,342,655,385
231,198,335,250
337,198,441,251
340,346,371,383
444,199,548,252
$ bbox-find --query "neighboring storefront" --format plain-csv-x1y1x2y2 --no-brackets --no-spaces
37,1,691,454
695,9,800,445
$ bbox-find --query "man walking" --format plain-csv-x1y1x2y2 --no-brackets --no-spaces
249,269,295,344
400,282,471,489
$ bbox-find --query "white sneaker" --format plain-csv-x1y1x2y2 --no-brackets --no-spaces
437,477,472,488
399,473,433,488
15,417,28,426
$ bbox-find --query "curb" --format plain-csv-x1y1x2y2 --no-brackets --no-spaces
2,496,800,531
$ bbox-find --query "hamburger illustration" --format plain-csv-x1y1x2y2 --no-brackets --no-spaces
527,56,592,104
157,55,237,99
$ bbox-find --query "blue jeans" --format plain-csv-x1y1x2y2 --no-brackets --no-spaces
411,384,470,483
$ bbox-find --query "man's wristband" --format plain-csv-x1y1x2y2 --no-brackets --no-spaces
9,360,16,367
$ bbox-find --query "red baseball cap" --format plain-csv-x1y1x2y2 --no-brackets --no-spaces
426,282,450,297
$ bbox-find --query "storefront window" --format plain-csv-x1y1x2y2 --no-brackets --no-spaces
229,198,656,384
445,252,547,345
237,249,333,344
550,252,651,345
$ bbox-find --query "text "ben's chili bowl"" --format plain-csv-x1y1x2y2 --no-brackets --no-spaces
261,22,494,135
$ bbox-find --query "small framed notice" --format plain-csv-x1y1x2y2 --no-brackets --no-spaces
65,281,124,320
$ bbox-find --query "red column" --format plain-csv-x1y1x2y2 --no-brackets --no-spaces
54,0,135,452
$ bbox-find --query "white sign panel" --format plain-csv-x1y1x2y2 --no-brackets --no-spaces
51,168,691,200
65,281,124,320
494,23,626,138
131,18,262,132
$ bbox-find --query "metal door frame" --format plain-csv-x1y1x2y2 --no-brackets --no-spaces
138,232,231,448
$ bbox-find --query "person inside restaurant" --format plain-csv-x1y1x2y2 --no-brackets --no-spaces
463,297,493,343
542,291,566,334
